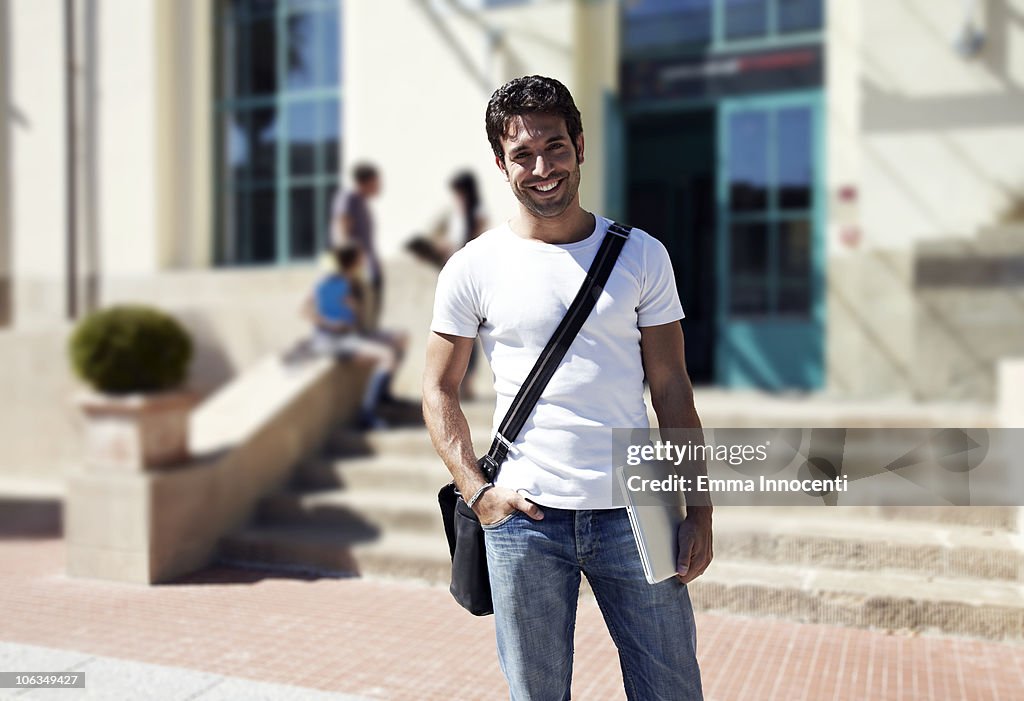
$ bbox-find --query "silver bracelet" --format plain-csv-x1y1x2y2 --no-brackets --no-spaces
466,482,494,509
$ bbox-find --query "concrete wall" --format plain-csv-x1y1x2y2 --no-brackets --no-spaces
8,0,67,328
911,225,1024,401
6,0,215,331
0,325,84,484
574,0,619,218
859,0,1024,249
0,0,11,327
154,0,214,270
100,267,321,395
825,0,1024,399
96,0,159,278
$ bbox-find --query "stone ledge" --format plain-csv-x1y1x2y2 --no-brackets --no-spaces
66,353,370,584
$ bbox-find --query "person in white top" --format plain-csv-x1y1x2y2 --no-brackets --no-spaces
443,171,487,400
422,75,711,700
446,170,488,252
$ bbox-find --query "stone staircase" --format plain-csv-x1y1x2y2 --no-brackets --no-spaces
217,397,1024,641
217,402,488,584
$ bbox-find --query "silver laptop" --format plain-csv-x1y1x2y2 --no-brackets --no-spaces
615,463,687,584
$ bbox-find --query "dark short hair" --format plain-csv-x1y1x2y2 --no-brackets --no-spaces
330,242,362,272
485,75,583,164
352,162,379,185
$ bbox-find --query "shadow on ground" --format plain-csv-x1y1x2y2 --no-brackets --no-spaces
167,562,362,586
378,398,425,427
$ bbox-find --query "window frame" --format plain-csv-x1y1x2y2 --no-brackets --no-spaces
621,0,825,60
214,0,344,267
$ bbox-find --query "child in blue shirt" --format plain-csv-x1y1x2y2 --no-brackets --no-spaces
303,243,407,429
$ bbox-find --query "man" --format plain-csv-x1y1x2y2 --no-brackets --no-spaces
422,76,712,700
331,162,383,331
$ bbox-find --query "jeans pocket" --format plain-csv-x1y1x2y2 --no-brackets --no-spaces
480,510,519,530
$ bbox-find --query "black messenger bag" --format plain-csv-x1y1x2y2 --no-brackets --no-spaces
437,221,633,616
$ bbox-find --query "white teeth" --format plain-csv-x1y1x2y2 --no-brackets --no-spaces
535,181,558,192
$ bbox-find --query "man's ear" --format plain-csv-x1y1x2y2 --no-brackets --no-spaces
494,154,509,181
576,133,586,165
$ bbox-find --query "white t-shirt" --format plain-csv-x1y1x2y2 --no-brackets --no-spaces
429,215,685,509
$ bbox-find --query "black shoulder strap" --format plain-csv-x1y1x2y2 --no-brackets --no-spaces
480,221,633,482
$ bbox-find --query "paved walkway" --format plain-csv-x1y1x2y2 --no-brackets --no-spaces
0,639,363,700
0,507,1022,700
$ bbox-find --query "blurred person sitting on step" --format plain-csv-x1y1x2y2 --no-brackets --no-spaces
302,242,408,430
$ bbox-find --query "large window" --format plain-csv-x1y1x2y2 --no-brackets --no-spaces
726,104,815,317
623,0,823,55
216,0,342,265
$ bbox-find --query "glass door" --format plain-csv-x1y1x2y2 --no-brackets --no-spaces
716,91,825,389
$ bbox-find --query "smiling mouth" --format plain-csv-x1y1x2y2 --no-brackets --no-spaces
531,179,562,193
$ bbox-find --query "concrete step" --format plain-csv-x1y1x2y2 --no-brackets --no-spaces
263,476,1022,576
325,425,492,460
217,526,452,583
218,520,1024,640
690,390,995,428
689,560,1024,641
807,505,1019,531
256,487,445,537
291,455,453,492
325,426,436,459
218,523,598,597
401,390,998,432
712,508,1024,581
977,223,1024,253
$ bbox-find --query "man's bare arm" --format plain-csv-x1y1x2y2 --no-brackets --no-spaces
423,331,485,497
639,321,713,583
422,331,543,523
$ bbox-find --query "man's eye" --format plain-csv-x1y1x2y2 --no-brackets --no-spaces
549,143,564,150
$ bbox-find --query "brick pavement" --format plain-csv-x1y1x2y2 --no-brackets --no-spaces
0,504,1022,700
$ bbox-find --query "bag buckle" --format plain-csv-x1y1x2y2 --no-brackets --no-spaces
479,455,500,482
495,432,516,454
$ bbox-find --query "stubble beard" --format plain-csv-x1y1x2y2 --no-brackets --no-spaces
512,162,582,219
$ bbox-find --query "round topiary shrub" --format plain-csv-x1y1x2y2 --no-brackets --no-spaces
68,304,193,395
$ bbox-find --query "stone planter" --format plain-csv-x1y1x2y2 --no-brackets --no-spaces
73,388,200,471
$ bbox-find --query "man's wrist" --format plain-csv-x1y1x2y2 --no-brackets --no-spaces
686,505,713,525
466,482,494,509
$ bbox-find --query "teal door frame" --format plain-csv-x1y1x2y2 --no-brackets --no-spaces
715,89,826,389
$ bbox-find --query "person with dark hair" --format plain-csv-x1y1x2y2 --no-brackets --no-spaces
331,162,384,331
404,169,488,267
423,75,710,699
402,170,488,397
445,171,488,399
303,242,408,430
447,170,487,250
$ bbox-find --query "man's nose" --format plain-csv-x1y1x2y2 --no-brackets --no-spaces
532,155,554,179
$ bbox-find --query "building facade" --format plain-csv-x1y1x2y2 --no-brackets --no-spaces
2,0,1023,402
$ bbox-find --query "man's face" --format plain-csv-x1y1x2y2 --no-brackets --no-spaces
360,176,381,198
497,113,584,219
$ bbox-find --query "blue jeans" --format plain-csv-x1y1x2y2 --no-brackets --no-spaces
483,506,703,701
